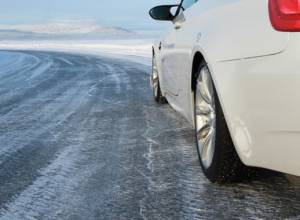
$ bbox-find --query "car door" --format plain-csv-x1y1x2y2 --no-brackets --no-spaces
161,0,199,113
160,29,179,96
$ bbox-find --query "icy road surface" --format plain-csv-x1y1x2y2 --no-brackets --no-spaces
0,50,300,220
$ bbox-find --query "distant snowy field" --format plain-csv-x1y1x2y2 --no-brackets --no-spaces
0,39,153,65
0,21,158,65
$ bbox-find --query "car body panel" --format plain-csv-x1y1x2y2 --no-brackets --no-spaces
186,0,289,62
211,34,300,175
152,0,300,176
157,0,290,120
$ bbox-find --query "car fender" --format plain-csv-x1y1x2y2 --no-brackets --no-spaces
190,45,249,165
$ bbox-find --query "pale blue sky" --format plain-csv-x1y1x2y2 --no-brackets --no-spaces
0,0,178,30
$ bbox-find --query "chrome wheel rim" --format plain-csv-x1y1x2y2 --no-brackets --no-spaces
152,56,159,97
195,66,216,169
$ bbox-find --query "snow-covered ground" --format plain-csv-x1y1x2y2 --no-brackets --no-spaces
0,39,153,65
0,21,160,65
0,50,299,220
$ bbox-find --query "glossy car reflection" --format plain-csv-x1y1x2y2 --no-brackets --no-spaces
150,0,300,183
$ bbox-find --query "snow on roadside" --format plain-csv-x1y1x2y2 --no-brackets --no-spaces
0,39,153,65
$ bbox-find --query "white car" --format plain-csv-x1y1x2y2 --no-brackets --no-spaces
149,0,300,183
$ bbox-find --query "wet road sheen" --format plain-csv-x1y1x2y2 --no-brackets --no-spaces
0,50,300,220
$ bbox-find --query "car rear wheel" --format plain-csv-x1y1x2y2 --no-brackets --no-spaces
194,62,249,183
151,53,167,104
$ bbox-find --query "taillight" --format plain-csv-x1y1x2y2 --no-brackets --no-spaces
269,0,300,31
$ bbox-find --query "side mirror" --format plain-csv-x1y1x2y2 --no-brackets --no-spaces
149,5,180,21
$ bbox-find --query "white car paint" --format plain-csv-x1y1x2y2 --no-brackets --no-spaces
153,0,300,176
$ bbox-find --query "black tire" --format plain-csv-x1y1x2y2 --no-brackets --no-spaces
154,78,167,104
194,62,252,183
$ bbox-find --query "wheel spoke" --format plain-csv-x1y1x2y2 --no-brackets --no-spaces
152,64,158,80
195,105,211,116
152,55,160,98
200,128,215,166
152,72,158,83
153,82,158,97
152,56,158,72
199,67,214,104
196,123,210,141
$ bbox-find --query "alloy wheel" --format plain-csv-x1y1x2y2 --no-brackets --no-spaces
195,66,216,169
152,55,159,97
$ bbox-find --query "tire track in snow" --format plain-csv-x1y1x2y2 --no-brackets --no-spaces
0,50,299,220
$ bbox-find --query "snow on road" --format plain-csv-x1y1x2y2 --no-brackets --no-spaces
0,49,299,220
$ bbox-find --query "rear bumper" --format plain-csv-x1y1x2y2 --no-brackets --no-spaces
211,34,300,176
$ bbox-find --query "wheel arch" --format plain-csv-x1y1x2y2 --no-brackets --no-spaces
190,50,248,166
191,51,205,92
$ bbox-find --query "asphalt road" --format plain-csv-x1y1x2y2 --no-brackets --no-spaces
0,50,300,220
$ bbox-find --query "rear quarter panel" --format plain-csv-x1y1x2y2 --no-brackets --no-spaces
181,0,295,171
210,34,300,176
188,0,289,62
180,0,290,123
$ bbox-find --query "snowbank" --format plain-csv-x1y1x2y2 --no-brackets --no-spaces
0,39,153,65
